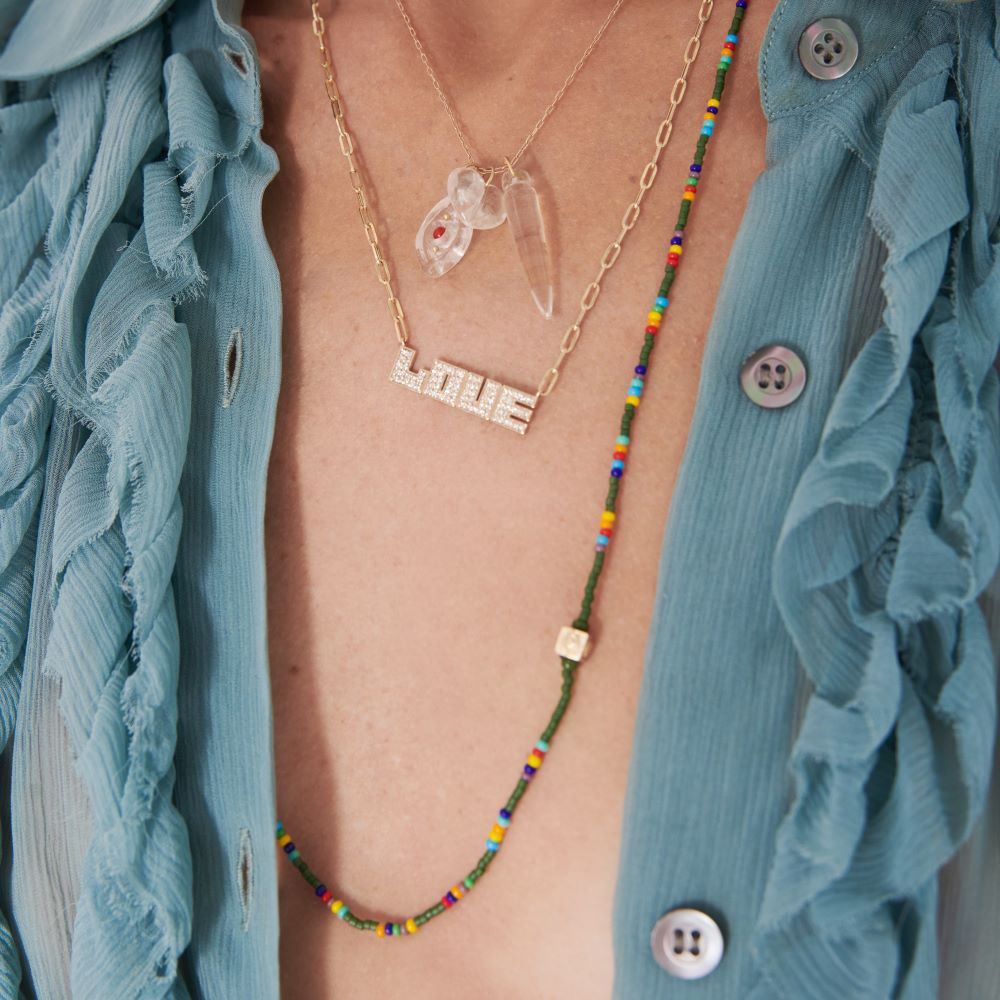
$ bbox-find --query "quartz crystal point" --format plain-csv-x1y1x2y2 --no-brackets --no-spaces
501,168,553,319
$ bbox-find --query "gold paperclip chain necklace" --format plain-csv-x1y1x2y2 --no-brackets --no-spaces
310,1,714,432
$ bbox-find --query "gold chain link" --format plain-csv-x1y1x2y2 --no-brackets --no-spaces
308,0,714,398
535,0,714,397
393,0,628,175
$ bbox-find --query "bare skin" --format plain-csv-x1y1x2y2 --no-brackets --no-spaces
247,0,776,996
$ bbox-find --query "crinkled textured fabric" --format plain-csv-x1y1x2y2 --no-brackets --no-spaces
0,0,997,998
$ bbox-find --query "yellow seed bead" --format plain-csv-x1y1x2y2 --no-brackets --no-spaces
671,244,683,254
647,312,662,325
451,884,464,898
600,511,616,523
490,824,507,839
703,112,714,120
527,754,542,768
708,99,720,108
406,918,418,934
626,395,641,407
330,899,343,912
683,192,695,201
376,923,385,937
277,833,292,847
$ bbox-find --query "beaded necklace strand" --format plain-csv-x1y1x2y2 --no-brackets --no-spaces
276,0,749,938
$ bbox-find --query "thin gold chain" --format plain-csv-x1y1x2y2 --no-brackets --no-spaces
309,0,715,399
393,0,627,175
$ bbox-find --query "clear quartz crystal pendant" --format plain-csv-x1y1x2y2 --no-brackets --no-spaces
447,167,486,224
502,167,553,319
415,196,472,277
468,183,506,230
446,166,507,230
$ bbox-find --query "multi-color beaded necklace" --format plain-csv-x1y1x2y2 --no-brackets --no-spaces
277,0,750,938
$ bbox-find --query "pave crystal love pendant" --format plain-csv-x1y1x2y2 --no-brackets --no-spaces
415,165,554,319
389,345,538,434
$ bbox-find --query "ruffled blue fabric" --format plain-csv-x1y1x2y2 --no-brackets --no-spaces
749,19,1000,1000
0,5,260,992
0,82,54,1000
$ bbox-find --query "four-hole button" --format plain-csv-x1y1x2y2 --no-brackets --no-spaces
739,344,807,409
650,907,725,980
798,17,859,80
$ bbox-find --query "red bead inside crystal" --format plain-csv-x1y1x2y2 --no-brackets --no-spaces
432,225,446,240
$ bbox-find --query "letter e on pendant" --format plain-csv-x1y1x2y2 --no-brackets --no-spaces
491,386,537,435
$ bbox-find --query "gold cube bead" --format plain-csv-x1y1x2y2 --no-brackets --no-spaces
555,626,591,662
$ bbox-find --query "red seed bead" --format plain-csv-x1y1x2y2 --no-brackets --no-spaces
645,325,659,334
613,450,627,460
442,895,454,908
321,890,333,904
432,225,446,239
600,528,613,538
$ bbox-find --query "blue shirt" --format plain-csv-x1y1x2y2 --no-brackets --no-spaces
0,0,998,997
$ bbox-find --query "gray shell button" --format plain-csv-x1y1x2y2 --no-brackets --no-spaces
650,907,725,979
740,344,807,408
798,17,859,80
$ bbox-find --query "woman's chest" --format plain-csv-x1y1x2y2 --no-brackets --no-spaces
252,4,773,994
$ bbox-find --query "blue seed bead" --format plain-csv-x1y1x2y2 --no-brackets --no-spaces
689,163,701,172
283,842,295,854
499,808,512,822
315,885,327,897
536,739,549,752
386,922,394,936
486,839,499,851
276,822,285,835
613,460,626,472
736,1,746,7
615,436,629,446
497,813,511,828
706,106,718,114
524,763,536,775
289,849,300,860
596,534,609,546
726,33,739,43
720,55,732,63
446,892,457,904
611,466,624,477
635,365,647,375
655,295,668,308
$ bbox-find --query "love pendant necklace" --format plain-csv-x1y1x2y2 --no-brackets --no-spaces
309,0,714,435
399,0,627,318
278,0,749,937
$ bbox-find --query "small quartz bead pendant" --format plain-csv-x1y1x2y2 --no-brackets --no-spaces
446,165,507,230
555,626,590,662
447,166,486,224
